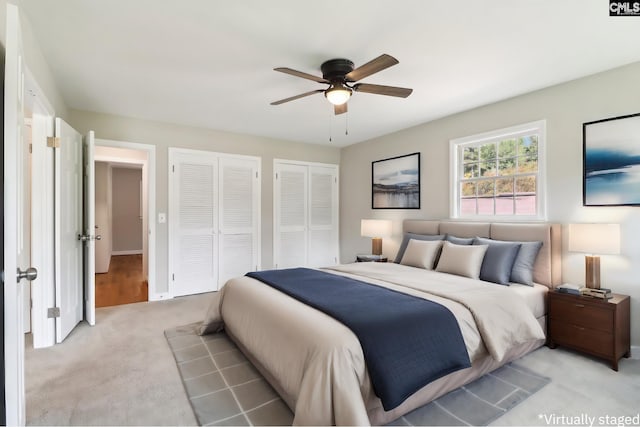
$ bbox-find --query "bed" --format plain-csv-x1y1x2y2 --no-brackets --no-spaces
200,220,562,425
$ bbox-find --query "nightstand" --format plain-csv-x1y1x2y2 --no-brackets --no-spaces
356,254,388,263
547,291,630,371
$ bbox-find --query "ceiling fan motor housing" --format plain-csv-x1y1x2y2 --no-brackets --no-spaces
321,59,355,82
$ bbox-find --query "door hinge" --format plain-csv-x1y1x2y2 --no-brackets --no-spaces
275,172,278,179
47,307,60,318
172,165,175,173
46,137,60,148
29,143,32,154
256,171,259,179
172,273,175,281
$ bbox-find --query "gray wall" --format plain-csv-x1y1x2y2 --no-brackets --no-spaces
68,109,341,295
94,161,111,273
111,167,143,253
340,61,640,347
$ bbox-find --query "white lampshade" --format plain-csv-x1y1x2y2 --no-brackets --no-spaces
361,219,392,238
568,223,620,255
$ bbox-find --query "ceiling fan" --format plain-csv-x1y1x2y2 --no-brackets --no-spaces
270,54,413,115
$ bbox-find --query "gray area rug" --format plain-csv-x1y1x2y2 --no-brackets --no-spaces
166,323,550,426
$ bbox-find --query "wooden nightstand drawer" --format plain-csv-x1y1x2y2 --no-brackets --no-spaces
549,297,613,332
549,322,613,357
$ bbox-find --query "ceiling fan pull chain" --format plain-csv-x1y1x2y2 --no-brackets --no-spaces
345,111,349,136
329,109,333,142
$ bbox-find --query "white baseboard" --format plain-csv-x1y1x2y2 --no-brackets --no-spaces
112,250,142,256
630,346,640,360
149,292,172,302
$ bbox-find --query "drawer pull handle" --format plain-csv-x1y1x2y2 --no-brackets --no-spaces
575,304,585,308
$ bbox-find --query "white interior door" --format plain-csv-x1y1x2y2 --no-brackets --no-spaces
169,149,218,296
54,118,83,342
3,4,27,424
218,157,260,286
22,118,32,333
274,163,308,268
83,131,96,325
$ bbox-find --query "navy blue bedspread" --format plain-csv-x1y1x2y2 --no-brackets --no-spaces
246,268,471,411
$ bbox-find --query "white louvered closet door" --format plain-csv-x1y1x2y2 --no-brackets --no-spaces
274,163,308,268
218,157,260,287
308,166,339,267
170,152,218,296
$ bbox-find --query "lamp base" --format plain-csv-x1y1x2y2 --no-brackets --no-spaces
585,255,600,289
371,238,382,256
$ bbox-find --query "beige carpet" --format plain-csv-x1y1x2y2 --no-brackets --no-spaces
25,293,640,426
25,294,211,425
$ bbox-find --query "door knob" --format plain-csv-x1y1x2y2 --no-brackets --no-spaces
95,235,102,241
17,267,38,282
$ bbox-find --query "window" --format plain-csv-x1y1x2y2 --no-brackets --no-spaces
450,120,546,220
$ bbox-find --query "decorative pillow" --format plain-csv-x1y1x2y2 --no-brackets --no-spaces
445,234,474,245
474,237,542,286
435,241,488,279
400,239,444,270
511,241,543,286
394,233,445,263
472,237,522,285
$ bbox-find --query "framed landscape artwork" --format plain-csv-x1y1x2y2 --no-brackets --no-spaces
583,113,640,206
372,152,420,209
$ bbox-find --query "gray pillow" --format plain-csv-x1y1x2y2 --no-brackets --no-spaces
445,234,474,245
473,237,521,285
510,241,543,286
474,237,543,286
394,233,445,263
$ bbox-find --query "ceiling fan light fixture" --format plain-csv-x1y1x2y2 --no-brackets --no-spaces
324,84,352,105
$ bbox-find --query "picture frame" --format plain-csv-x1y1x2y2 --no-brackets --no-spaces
372,152,420,209
583,113,640,206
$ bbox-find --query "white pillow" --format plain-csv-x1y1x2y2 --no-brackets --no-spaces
400,239,444,270
435,241,488,279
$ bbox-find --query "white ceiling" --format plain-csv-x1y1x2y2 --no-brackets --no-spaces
20,0,640,147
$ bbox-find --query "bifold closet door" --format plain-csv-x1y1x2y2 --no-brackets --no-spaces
274,163,308,268
218,157,260,286
274,161,339,269
170,152,218,296
307,166,339,267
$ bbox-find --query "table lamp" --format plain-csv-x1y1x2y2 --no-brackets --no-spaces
568,223,620,289
361,219,392,256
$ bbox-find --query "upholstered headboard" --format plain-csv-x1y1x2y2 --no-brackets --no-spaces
402,220,562,288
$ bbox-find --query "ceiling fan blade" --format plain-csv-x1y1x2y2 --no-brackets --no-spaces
345,54,399,82
334,103,348,115
353,83,413,98
270,89,324,105
274,67,329,83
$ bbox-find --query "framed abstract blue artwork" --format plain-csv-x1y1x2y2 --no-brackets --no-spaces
583,113,640,206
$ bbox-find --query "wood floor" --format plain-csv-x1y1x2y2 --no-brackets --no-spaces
95,254,148,308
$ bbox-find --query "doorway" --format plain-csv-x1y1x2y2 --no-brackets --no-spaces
94,147,149,307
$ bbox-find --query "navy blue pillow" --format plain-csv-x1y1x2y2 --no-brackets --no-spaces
445,235,474,245
473,237,522,285
394,233,445,263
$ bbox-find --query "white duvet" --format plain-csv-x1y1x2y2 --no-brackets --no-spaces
200,262,545,425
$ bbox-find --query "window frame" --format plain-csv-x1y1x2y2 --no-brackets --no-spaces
449,120,547,221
